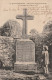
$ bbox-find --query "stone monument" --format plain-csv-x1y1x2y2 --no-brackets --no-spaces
14,9,37,72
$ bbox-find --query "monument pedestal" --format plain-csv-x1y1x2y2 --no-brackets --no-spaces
14,39,37,72
14,62,37,71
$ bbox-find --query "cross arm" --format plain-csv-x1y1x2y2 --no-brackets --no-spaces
16,15,24,20
27,16,34,20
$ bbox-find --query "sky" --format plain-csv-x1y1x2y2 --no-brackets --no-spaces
0,0,52,34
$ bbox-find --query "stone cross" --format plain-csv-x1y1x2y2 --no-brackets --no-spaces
16,9,34,37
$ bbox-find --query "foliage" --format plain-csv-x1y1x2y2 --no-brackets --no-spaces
0,36,15,67
1,20,22,38
42,21,52,46
30,29,42,62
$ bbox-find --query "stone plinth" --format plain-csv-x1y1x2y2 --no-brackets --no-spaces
14,39,36,72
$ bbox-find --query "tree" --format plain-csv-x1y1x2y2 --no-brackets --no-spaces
30,29,42,62
42,21,52,33
1,20,22,38
42,21,52,45
30,29,41,43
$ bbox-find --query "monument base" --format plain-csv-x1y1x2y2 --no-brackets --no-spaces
14,62,37,72
14,39,37,72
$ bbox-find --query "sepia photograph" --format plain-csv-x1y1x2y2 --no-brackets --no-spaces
0,0,52,80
